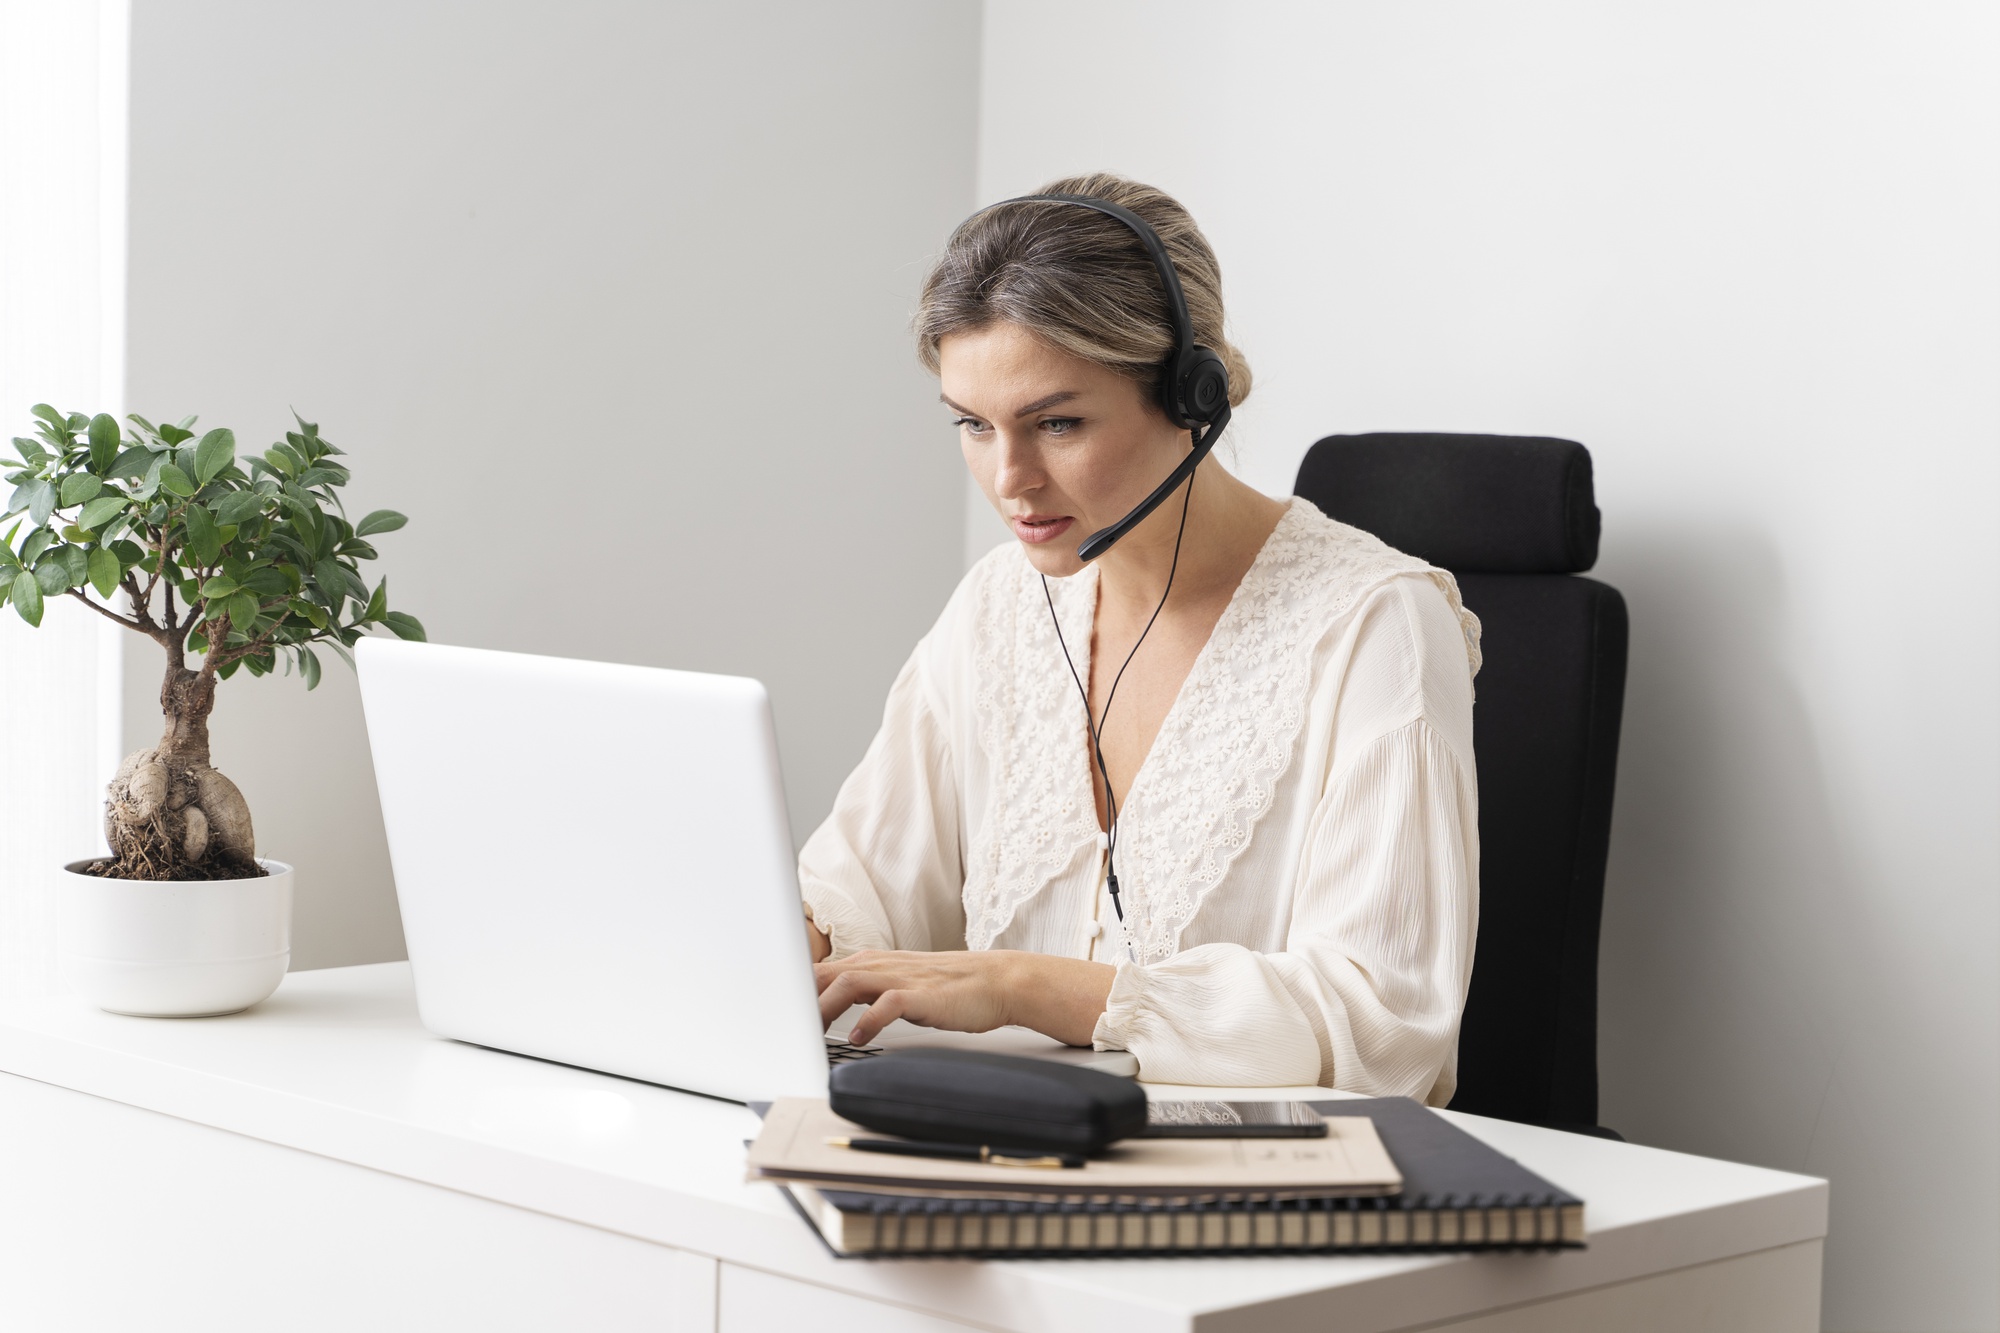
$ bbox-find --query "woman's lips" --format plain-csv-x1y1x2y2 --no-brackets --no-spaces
1010,515,1075,545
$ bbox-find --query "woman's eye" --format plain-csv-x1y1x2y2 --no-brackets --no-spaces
1041,417,1082,436
951,416,990,435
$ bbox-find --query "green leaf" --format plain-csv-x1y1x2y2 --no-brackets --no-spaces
217,658,242,680
20,529,54,566
200,574,239,599
381,611,426,642
227,591,260,632
279,490,321,545
58,544,90,587
108,445,153,478
87,414,120,473
35,560,68,595
29,404,64,430
355,509,407,537
157,463,195,497
240,567,289,596
263,444,300,478
159,423,194,446
59,473,102,506
11,569,42,625
183,503,222,566
87,547,120,599
311,558,346,602
15,478,56,525
299,645,323,690
76,494,129,532
111,539,144,566
363,577,388,622
288,597,328,629
213,490,266,526
194,428,236,484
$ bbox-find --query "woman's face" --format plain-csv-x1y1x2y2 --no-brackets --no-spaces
940,322,1188,579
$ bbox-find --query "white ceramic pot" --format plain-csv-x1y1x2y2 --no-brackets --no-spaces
57,859,293,1017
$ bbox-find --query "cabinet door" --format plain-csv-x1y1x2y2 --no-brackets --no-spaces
0,1071,717,1333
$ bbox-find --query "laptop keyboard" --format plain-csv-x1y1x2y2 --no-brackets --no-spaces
824,1036,884,1065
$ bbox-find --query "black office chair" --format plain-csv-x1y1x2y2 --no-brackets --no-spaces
1293,433,1627,1135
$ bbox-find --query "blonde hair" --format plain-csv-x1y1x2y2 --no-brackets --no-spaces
915,172,1252,413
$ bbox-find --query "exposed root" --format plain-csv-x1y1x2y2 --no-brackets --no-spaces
97,747,265,882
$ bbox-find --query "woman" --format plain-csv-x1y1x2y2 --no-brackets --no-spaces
801,173,1482,1102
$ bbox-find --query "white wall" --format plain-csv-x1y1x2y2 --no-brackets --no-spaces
121,0,980,969
0,0,127,1000
978,3,1998,1330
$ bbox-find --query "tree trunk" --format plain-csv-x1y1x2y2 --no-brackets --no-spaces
96,660,262,881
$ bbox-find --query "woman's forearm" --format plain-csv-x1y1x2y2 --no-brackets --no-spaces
1003,953,1118,1047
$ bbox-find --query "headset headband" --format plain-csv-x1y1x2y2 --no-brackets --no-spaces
1007,193,1197,363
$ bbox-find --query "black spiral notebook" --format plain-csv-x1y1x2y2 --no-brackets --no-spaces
779,1097,1585,1258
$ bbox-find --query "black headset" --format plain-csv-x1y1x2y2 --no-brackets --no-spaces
981,193,1233,561
968,192,1233,929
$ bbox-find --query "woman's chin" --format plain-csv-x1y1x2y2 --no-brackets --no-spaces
1016,541,1087,578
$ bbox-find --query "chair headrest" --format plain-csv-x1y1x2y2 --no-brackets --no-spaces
1293,433,1600,574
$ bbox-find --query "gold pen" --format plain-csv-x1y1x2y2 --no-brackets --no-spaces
825,1136,1085,1169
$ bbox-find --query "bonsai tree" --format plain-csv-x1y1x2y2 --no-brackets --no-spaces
2,405,422,881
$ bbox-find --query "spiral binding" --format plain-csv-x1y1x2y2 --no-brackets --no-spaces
819,1188,1581,1259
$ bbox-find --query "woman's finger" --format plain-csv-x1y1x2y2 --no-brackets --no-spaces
849,989,916,1046
813,949,889,993
817,969,892,1028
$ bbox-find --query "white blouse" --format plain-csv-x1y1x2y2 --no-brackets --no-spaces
799,497,1483,1104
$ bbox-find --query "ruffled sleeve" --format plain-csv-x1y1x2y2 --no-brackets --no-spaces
798,644,968,957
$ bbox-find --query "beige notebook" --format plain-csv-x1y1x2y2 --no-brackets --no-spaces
747,1098,1401,1198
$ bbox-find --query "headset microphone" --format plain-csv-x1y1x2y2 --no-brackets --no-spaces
1074,404,1228,561
984,193,1233,562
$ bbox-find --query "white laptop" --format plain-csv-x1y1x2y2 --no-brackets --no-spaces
356,638,1137,1102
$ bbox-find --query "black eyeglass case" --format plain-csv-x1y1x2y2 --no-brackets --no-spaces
828,1049,1149,1155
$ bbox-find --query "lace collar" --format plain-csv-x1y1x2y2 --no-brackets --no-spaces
963,497,1478,961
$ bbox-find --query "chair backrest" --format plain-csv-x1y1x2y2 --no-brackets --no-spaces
1294,433,1627,1128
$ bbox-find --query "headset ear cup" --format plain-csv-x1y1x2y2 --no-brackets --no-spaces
1175,347,1230,425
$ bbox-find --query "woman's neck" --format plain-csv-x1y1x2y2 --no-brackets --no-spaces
1090,462,1289,617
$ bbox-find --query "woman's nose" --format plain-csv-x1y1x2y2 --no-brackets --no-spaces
991,430,1044,499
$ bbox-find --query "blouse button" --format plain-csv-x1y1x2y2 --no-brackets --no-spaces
1095,831,1110,851
1084,921,1103,941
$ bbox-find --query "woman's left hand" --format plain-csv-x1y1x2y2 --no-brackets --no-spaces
815,949,1117,1048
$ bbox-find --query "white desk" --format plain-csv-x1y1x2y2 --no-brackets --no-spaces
0,963,1825,1333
